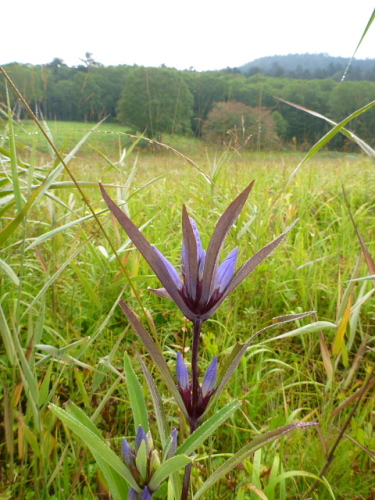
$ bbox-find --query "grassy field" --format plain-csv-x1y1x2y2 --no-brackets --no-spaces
1,118,375,500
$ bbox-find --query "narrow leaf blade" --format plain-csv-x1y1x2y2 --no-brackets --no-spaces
192,422,317,500
124,352,149,433
119,301,189,420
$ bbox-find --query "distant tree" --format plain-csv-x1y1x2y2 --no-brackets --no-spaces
182,70,229,135
118,67,193,137
0,63,44,116
245,66,262,77
79,52,103,69
277,79,336,143
328,81,375,146
202,101,280,150
271,110,288,139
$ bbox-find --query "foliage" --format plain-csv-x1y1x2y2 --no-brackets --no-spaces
202,101,280,150
118,67,193,138
2,60,375,148
1,108,375,497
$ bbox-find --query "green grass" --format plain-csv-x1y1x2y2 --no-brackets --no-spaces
1,119,375,500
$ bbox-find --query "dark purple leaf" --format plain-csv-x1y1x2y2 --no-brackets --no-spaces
200,181,254,306
100,184,192,319
181,206,199,300
119,300,189,420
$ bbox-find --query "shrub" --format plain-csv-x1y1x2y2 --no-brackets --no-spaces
202,101,281,150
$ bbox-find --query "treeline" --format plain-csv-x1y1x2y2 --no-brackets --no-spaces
1,58,375,149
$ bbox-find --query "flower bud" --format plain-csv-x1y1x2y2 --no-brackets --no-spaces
149,449,161,473
176,352,189,390
136,425,148,451
122,438,135,468
201,356,218,398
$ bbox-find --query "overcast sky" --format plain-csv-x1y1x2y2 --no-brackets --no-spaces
1,1,374,71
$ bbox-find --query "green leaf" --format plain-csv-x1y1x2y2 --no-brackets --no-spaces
139,357,168,447
70,261,101,309
282,99,375,187
119,301,189,420
124,352,149,433
192,422,317,500
207,311,315,413
0,185,41,245
148,455,192,492
135,440,148,482
0,302,16,366
262,321,336,343
65,401,104,439
176,400,240,456
49,403,140,492
21,241,88,320
0,258,20,286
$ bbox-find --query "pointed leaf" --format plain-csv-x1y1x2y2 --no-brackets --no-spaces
135,440,148,482
192,422,317,500
201,181,254,305
119,301,189,420
148,455,192,492
101,184,192,319
224,220,298,298
139,357,168,447
342,186,375,288
65,401,105,440
0,258,20,286
332,295,352,359
124,352,149,433
49,404,140,492
181,205,198,300
262,321,336,343
276,98,375,157
207,311,315,412
177,401,240,456
281,99,375,187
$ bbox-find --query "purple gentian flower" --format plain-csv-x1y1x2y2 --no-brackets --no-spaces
122,438,135,468
141,488,153,500
100,181,297,322
136,425,148,452
128,488,140,500
201,356,218,398
176,353,218,418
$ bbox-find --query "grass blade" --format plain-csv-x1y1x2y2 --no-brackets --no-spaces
123,352,149,433
192,422,317,500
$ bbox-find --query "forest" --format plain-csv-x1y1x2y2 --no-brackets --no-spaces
1,54,375,149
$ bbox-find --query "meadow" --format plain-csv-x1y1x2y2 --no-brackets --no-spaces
1,118,375,500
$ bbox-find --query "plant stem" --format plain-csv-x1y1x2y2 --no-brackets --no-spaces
181,318,202,500
191,318,202,419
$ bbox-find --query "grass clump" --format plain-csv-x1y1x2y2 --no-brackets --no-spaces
0,113,374,500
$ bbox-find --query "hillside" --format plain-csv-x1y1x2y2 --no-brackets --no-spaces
237,53,375,80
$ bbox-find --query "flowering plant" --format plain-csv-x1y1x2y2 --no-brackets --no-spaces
50,182,316,500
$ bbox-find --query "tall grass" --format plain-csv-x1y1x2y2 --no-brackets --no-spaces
1,108,374,498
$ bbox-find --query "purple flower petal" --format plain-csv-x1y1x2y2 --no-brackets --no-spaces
148,287,173,300
215,247,238,293
176,352,189,390
168,429,178,458
141,488,153,500
122,438,135,468
136,425,147,451
189,218,205,265
201,357,218,397
153,246,182,290
128,487,139,500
